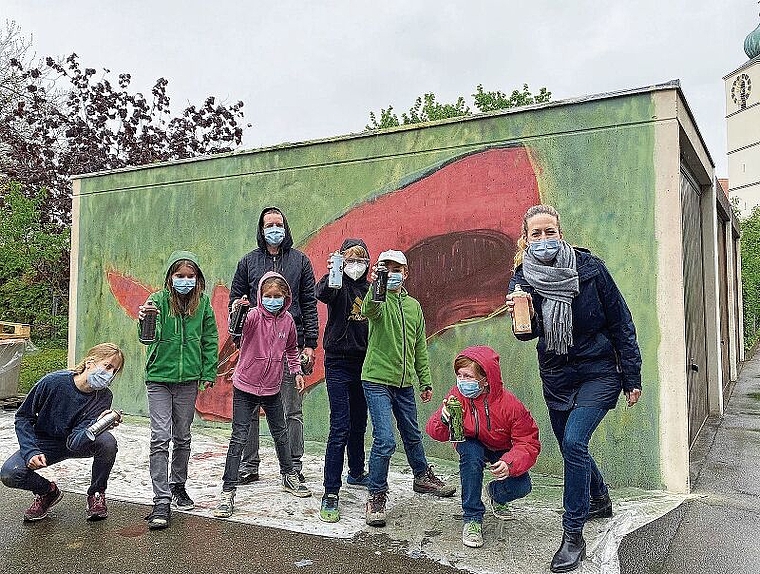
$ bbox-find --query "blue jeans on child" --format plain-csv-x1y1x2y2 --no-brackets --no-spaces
548,406,610,533
222,387,293,491
456,438,532,523
362,381,429,494
1,432,117,496
323,356,368,494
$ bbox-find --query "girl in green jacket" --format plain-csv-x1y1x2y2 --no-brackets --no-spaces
138,250,218,530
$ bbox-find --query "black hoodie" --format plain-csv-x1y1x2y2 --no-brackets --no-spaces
229,207,319,349
315,238,370,358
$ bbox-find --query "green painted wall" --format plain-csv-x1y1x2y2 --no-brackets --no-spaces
74,92,660,488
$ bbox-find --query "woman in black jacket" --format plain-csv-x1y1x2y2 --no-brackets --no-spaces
506,205,642,573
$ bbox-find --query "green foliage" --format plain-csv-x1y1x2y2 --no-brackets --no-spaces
19,344,68,393
741,205,760,352
366,84,552,130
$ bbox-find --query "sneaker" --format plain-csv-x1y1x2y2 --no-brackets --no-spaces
462,520,484,548
282,473,312,497
412,466,456,497
488,482,513,520
24,482,64,521
319,493,340,523
238,472,260,485
170,484,195,511
213,489,236,518
145,503,171,530
297,472,306,484
365,491,387,527
86,492,108,521
588,492,613,519
345,471,370,489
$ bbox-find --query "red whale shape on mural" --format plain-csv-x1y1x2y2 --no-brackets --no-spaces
107,145,540,421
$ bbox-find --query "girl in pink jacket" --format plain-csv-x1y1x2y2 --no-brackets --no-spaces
214,272,310,518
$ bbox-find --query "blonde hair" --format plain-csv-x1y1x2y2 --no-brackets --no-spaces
261,276,290,297
513,204,562,269
73,343,125,375
165,259,205,317
453,356,486,380
343,245,368,260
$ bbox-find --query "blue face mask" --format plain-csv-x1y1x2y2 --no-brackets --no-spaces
262,296,285,313
88,368,114,390
172,277,196,295
264,226,286,246
457,379,483,399
529,238,561,263
386,272,404,290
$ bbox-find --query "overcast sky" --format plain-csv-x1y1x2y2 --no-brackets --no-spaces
4,0,757,177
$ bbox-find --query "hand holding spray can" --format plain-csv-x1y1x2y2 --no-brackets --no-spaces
86,410,122,441
328,252,344,289
371,263,389,303
511,284,532,335
139,301,158,344
446,396,465,443
229,296,250,336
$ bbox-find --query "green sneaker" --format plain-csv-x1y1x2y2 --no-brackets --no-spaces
319,493,340,523
488,482,514,520
462,520,484,548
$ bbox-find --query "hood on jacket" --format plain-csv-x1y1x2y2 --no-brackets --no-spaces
455,345,505,400
164,250,205,284
256,206,294,251
340,238,370,280
256,271,293,314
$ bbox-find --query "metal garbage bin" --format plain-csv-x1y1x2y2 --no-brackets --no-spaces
0,339,26,399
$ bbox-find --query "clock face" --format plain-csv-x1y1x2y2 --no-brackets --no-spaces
732,73,752,109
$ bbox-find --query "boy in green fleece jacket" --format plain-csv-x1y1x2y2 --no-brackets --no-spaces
361,249,455,528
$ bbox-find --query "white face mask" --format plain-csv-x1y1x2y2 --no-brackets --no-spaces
343,262,367,281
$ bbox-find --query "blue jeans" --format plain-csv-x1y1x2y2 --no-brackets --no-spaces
222,387,292,491
323,356,368,494
549,406,610,533
456,438,532,523
1,433,117,496
363,381,428,494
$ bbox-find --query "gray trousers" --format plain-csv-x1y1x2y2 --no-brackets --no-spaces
147,382,198,504
239,360,304,474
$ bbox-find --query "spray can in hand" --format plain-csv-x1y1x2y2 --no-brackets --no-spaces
229,297,250,336
371,263,389,303
328,252,344,289
446,396,465,443
511,285,532,334
139,301,158,344
86,410,122,441
300,352,314,376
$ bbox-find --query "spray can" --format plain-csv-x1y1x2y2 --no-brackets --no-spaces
446,396,465,443
328,252,344,289
86,410,122,441
300,352,314,375
229,297,250,336
139,301,158,344
371,263,389,303
511,284,532,334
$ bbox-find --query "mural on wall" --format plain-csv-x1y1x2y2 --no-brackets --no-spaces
107,146,540,421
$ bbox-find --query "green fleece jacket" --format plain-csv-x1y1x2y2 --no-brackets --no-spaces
138,251,219,384
360,288,431,391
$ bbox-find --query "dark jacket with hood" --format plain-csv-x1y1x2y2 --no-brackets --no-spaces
140,250,219,384
229,207,319,350
508,247,642,411
315,238,370,359
425,346,540,477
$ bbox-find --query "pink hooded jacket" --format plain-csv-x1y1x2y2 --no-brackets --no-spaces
232,271,301,396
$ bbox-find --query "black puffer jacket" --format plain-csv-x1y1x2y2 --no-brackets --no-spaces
229,206,319,349
509,248,641,411
315,238,370,359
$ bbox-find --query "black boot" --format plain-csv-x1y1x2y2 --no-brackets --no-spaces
588,492,613,519
550,531,586,573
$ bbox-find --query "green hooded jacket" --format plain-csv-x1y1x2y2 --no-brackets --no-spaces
138,250,219,384
360,288,432,391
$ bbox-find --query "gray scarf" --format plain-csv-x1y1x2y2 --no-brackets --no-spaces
522,241,579,355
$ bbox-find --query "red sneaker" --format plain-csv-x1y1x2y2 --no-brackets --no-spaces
24,482,64,521
86,492,108,521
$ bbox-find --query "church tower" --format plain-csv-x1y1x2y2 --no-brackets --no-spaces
724,11,760,215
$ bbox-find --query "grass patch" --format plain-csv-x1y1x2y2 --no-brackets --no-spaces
18,344,68,393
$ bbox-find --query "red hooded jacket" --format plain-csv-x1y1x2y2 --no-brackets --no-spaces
425,346,540,477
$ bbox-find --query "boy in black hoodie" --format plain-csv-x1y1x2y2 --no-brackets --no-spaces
314,238,371,522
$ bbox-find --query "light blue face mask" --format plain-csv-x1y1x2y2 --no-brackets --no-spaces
529,238,561,263
172,277,196,295
457,379,483,399
264,226,286,246
88,368,114,390
386,272,404,290
262,296,285,313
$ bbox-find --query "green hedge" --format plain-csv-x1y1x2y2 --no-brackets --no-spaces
18,344,68,393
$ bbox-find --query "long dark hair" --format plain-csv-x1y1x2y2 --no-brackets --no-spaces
165,259,205,316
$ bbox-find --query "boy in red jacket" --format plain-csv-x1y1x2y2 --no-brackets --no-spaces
426,346,540,548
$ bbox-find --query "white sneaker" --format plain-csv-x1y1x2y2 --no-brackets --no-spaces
282,473,312,497
462,520,484,548
213,489,236,518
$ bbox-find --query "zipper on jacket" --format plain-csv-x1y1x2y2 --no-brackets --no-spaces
484,396,492,431
399,295,407,387
179,315,185,382
469,397,480,438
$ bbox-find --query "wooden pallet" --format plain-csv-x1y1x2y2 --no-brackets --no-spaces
0,394,25,410
0,321,30,340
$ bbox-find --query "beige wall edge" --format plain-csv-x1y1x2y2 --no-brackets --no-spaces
67,179,81,368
